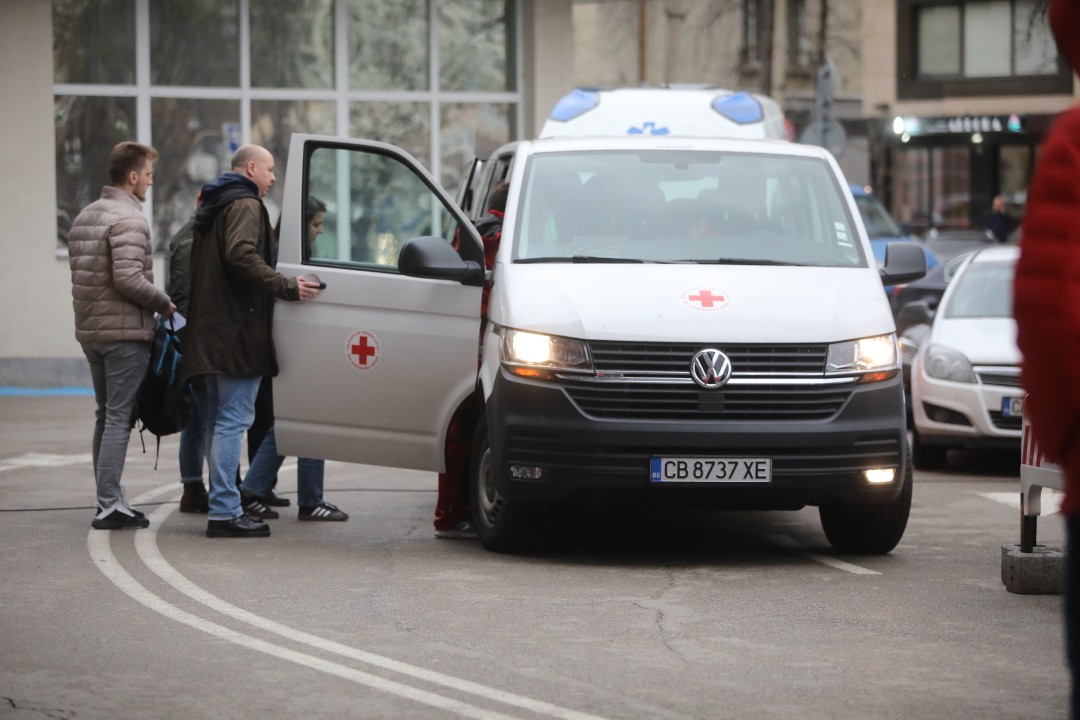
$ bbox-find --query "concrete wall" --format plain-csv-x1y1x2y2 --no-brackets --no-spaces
523,0,575,137
0,0,91,387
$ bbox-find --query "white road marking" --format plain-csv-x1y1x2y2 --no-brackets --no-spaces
0,452,92,473
767,534,881,575
978,490,1063,515
91,482,611,720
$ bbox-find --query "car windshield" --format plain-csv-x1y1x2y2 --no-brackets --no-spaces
853,194,903,238
512,150,864,267
943,260,1015,319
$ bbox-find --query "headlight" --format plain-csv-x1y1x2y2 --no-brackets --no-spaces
500,328,592,378
923,344,976,383
826,334,898,383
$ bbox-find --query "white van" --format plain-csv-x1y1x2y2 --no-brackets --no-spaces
273,133,926,554
538,86,787,140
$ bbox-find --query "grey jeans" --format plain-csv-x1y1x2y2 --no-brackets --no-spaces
81,340,150,511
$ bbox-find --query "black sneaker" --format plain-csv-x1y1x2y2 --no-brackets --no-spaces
240,490,279,519
264,489,291,507
298,502,348,522
91,509,150,530
206,515,271,538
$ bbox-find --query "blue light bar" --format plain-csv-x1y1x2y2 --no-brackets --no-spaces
711,92,763,125
549,88,600,122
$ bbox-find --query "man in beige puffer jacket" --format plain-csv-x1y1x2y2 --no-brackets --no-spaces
68,141,175,530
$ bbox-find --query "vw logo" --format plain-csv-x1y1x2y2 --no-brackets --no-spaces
690,349,732,389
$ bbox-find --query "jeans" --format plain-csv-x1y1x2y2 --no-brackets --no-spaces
1067,515,1080,720
240,426,325,507
197,375,261,521
178,377,205,484
81,340,150,512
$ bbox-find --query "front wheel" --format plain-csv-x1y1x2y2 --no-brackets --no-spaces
818,452,913,555
469,416,536,553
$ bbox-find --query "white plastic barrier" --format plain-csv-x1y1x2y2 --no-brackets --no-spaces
1020,397,1064,552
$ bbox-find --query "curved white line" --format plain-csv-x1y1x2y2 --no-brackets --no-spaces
94,482,610,720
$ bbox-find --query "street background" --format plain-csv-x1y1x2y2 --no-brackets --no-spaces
0,395,1066,719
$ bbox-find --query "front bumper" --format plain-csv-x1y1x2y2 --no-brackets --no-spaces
911,367,1023,449
486,367,908,510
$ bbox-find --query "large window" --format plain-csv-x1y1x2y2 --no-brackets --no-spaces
52,0,520,253
898,0,1070,99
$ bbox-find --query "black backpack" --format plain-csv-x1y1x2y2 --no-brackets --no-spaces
133,317,190,465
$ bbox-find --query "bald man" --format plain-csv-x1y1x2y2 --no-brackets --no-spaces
181,144,323,538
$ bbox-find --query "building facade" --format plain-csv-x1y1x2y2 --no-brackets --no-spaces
863,0,1077,235
1,0,573,387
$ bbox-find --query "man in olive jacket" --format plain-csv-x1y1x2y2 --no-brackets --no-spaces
68,141,175,530
181,144,322,538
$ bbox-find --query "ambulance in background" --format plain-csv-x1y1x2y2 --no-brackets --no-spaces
538,86,788,141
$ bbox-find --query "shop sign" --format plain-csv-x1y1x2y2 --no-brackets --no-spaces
891,114,1024,139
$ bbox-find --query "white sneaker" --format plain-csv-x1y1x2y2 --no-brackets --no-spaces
434,520,478,539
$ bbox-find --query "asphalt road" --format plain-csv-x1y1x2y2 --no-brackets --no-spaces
0,396,1067,719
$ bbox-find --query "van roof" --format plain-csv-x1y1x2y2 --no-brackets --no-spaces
538,86,788,141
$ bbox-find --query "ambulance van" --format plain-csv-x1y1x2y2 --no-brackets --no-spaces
272,133,926,554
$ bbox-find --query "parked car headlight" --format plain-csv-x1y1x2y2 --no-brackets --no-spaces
923,344,976,383
500,328,592,378
825,333,898,383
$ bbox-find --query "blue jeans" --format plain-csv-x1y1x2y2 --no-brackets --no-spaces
198,375,261,521
81,340,150,512
178,378,205,484
240,426,325,508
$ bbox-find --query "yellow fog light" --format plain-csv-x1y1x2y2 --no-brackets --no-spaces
864,468,895,485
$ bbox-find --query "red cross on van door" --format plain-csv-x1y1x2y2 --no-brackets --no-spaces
346,331,381,370
682,288,732,311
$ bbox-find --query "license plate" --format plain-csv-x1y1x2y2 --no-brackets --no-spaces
1001,396,1025,417
650,457,772,483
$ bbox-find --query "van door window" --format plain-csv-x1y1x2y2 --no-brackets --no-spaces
303,145,468,270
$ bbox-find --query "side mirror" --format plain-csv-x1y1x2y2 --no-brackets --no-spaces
896,301,933,336
880,241,927,286
398,236,485,286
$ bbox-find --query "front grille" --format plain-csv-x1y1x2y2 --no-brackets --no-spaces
988,410,1022,431
590,341,828,375
575,341,848,421
976,369,1022,388
564,381,850,421
504,431,902,478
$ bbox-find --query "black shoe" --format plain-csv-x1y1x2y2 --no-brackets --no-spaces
264,489,291,507
206,515,271,538
298,502,348,522
240,490,279,519
179,482,209,513
96,505,145,519
92,509,150,530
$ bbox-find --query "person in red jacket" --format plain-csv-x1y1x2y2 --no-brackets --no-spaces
1013,0,1080,714
434,180,509,538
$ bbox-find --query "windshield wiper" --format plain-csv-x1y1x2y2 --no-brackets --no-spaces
515,256,645,264
692,258,804,267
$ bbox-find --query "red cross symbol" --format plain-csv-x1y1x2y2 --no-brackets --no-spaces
684,289,731,310
347,331,380,370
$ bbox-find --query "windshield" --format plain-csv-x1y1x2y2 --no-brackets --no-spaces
513,150,864,267
943,260,1015,319
853,194,903,238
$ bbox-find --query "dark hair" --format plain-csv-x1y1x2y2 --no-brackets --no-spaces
107,141,158,185
306,196,327,216
487,180,509,213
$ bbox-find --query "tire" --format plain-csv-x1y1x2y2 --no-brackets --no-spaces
911,428,947,470
469,416,536,553
819,451,913,555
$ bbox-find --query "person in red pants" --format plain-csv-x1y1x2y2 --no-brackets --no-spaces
434,181,508,538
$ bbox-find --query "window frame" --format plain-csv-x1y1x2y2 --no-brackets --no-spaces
896,0,1072,100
